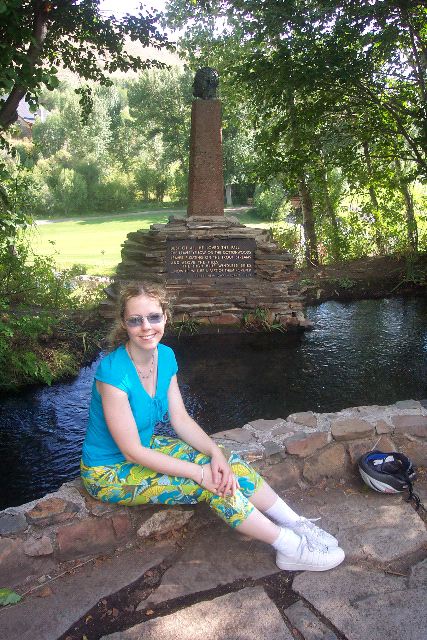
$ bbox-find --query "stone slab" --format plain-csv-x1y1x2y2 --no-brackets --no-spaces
137,508,194,539
0,545,175,640
391,414,427,437
302,444,347,483
296,487,427,563
261,458,301,491
142,521,279,606
102,587,294,640
0,511,28,534
0,537,55,589
286,432,329,458
246,418,287,433
211,428,255,444
262,440,285,456
375,419,392,434
274,424,311,440
409,558,427,588
210,439,265,460
395,437,427,467
25,497,80,526
23,535,54,557
346,435,396,465
285,600,339,640
286,411,318,428
398,424,427,438
394,400,422,410
55,517,117,561
293,565,427,640
331,418,374,441
336,405,388,417
414,480,427,508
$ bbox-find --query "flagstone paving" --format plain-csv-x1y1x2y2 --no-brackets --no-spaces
1,478,425,640
0,544,175,640
102,587,295,640
293,565,427,640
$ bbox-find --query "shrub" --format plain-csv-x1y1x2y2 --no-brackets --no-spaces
271,222,304,266
1,240,73,309
67,263,88,276
0,235,103,390
93,170,136,211
167,166,188,204
0,307,56,389
54,168,88,214
253,182,287,220
70,281,107,309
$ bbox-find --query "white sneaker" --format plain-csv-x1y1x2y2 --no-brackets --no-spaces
290,517,339,549
276,535,345,572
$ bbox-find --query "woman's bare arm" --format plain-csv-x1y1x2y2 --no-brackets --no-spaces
167,375,221,456
98,381,202,482
167,376,237,495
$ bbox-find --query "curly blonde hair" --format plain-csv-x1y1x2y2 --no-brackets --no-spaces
108,281,171,350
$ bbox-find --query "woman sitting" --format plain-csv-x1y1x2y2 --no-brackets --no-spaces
81,282,345,572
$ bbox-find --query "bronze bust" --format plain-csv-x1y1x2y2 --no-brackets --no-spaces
193,67,219,99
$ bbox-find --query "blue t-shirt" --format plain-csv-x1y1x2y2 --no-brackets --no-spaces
81,343,178,466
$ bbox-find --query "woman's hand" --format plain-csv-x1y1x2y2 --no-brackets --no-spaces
195,463,221,494
209,449,238,497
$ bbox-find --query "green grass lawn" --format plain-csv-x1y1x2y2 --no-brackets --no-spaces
31,208,270,275
33,201,185,220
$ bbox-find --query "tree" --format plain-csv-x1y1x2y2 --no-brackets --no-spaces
127,67,193,183
164,0,426,262
0,1,170,245
0,0,169,133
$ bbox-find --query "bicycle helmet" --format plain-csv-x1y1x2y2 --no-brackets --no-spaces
358,451,419,507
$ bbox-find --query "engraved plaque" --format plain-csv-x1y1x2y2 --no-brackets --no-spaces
166,238,255,279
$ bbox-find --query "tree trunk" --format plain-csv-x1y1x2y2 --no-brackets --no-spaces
394,159,418,252
362,141,384,254
398,5,427,105
286,88,318,265
320,167,341,261
225,184,233,206
299,178,319,266
0,3,49,129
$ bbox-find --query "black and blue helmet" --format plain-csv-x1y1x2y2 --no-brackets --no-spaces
358,451,416,494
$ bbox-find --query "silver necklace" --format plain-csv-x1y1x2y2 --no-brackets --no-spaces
127,346,155,380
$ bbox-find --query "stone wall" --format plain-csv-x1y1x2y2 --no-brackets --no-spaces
100,215,311,330
1,401,426,590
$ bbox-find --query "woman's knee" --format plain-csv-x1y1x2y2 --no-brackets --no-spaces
207,489,255,527
228,455,264,497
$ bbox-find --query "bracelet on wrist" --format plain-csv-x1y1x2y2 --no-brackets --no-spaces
200,465,204,486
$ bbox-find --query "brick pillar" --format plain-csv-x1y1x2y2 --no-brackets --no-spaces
187,99,224,217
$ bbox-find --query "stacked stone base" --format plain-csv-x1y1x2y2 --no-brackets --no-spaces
1,400,425,590
100,216,310,331
213,400,427,488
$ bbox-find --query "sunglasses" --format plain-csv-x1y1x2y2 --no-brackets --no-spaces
124,313,164,327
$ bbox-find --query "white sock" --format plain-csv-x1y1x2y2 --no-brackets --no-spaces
265,497,300,526
272,527,301,556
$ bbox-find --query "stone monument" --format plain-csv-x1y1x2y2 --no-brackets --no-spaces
102,69,308,330
187,68,223,217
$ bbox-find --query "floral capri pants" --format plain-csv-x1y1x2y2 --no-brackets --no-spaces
80,435,264,528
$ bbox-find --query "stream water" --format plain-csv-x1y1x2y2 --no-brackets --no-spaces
1,296,426,510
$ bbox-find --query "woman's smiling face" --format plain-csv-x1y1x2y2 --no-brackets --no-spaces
123,294,166,352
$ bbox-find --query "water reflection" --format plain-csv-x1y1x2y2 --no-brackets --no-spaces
1,296,426,509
